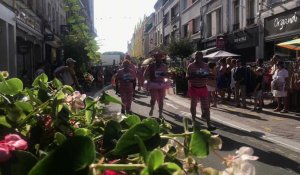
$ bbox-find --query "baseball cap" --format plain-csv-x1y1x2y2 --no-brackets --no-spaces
66,58,76,64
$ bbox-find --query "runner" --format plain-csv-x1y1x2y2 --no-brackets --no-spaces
144,51,169,118
115,60,137,115
186,51,216,131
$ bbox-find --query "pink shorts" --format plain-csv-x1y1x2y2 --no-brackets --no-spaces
145,81,171,90
188,86,209,98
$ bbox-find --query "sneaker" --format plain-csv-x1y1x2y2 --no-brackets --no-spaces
280,109,288,113
149,109,153,116
274,108,281,112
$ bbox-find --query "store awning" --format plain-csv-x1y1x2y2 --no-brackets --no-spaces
277,38,300,51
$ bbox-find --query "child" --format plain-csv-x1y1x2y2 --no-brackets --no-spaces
252,68,264,111
207,62,217,107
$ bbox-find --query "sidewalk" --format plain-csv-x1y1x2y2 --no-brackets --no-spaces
166,93,300,153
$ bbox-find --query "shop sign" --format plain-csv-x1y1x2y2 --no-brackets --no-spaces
234,36,247,43
16,10,41,32
216,37,225,49
44,34,54,41
228,27,258,49
265,7,300,37
18,42,30,55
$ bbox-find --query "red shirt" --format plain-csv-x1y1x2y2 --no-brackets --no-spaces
116,68,136,88
187,62,209,87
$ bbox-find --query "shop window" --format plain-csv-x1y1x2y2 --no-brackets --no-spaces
216,9,222,34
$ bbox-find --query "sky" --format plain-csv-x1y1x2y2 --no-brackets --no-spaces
94,0,157,53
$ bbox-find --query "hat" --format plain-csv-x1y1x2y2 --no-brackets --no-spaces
66,58,76,64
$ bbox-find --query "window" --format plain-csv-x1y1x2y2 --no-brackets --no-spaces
206,13,212,37
267,0,281,6
171,3,179,19
163,12,169,26
193,17,201,34
233,0,240,30
183,24,189,37
216,9,222,34
247,0,255,25
182,0,188,10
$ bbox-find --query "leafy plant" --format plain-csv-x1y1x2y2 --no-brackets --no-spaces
0,71,258,175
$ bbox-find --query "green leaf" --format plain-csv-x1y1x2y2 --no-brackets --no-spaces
135,135,149,162
0,116,11,128
62,85,74,93
113,118,160,156
75,128,91,136
189,130,211,158
121,115,141,129
85,97,95,125
52,78,63,89
147,149,164,172
28,136,95,175
54,132,67,145
1,151,38,175
141,168,150,175
0,78,23,96
32,73,48,87
15,101,33,113
6,106,26,123
103,120,122,152
101,92,122,105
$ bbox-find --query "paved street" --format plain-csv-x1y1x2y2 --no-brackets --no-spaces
90,88,300,175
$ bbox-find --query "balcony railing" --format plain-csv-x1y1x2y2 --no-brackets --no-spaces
233,23,240,30
247,18,255,25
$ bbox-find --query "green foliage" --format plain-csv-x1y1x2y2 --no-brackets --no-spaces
168,38,194,60
189,130,211,158
0,78,23,96
63,0,100,68
28,136,95,175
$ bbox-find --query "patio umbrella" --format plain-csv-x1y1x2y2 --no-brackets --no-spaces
142,57,154,65
277,38,300,51
203,50,240,58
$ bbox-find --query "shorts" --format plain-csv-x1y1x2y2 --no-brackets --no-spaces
188,86,209,98
253,90,262,98
272,90,287,97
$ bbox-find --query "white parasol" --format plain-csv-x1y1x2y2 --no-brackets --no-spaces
203,50,240,58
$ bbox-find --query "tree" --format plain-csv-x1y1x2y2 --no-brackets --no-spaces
168,38,194,62
63,0,100,70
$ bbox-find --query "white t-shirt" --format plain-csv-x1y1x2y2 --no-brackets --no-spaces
54,66,74,85
272,68,288,83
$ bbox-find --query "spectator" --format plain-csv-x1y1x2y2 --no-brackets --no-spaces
272,61,289,113
234,60,247,108
252,68,264,111
35,62,45,78
54,58,80,89
207,62,217,107
217,58,227,102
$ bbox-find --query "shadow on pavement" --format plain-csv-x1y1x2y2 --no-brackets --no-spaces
213,107,268,121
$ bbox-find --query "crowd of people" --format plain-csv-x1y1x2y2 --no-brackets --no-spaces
31,51,299,131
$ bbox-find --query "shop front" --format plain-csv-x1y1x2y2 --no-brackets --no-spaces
264,7,300,110
227,27,259,63
264,7,300,60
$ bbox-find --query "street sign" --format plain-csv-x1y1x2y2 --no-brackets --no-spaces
44,34,54,41
18,42,30,54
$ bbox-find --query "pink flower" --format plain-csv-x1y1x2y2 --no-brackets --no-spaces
4,134,28,150
102,170,118,175
65,91,87,110
0,143,11,162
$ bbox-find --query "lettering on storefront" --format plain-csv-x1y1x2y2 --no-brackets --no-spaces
234,36,247,43
274,12,298,30
265,7,300,37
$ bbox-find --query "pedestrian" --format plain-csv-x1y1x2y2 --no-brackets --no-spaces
186,51,216,131
124,55,137,95
97,68,104,89
53,58,80,89
225,57,233,100
144,51,169,118
252,68,264,111
115,60,137,115
234,60,247,108
271,61,289,113
35,62,45,78
207,62,217,107
136,63,144,91
216,58,227,102
230,59,238,98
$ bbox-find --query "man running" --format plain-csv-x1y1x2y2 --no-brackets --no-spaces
186,51,216,131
